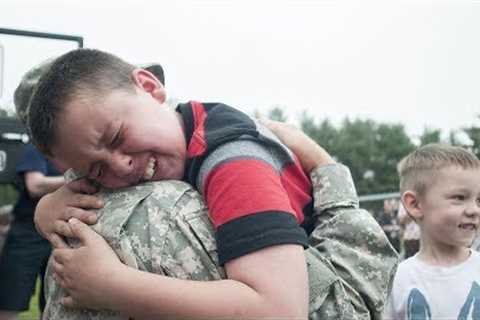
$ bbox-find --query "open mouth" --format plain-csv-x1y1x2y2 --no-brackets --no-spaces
458,223,478,231
142,157,156,181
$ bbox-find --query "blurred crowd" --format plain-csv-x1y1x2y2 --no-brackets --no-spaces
377,199,420,259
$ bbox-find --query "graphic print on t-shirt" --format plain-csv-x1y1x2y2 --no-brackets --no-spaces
407,288,431,319
407,282,480,320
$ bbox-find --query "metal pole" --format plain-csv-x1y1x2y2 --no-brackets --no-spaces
358,192,400,203
0,28,83,48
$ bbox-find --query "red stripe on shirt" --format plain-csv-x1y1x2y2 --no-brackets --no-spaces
187,101,208,157
280,161,312,225
204,159,300,228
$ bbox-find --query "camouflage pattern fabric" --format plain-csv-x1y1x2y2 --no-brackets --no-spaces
43,180,224,320
307,164,398,319
14,58,55,125
43,164,398,320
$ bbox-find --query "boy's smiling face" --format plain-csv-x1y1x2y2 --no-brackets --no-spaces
51,69,187,189
411,166,480,250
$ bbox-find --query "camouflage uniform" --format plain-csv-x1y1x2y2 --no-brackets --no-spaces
43,164,398,320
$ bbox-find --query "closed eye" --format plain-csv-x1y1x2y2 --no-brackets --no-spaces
111,125,123,148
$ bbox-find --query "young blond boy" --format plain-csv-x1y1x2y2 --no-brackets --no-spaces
385,143,480,319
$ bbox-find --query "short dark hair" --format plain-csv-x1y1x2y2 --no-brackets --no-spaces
28,48,136,155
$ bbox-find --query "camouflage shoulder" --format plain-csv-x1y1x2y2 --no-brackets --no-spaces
310,163,359,212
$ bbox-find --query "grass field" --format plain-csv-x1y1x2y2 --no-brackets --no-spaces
19,279,40,320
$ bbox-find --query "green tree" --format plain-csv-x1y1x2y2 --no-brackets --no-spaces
334,118,379,195
337,120,414,195
300,113,414,195
419,127,442,145
300,111,338,154
267,105,288,122
462,115,480,157
373,123,415,194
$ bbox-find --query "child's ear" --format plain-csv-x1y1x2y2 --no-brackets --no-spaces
131,69,166,103
402,191,423,220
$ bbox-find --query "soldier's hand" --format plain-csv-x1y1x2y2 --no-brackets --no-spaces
260,119,335,173
34,179,103,247
52,218,124,310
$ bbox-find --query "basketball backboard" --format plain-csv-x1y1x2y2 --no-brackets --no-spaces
0,28,82,184
0,28,83,111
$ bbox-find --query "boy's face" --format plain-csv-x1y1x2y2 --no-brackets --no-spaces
51,70,187,188
413,166,480,249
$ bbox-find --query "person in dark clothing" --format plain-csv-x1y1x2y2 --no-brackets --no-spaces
378,198,401,252
0,61,64,320
0,143,64,320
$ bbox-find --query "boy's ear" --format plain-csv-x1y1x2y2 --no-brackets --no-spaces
401,191,423,220
131,69,166,103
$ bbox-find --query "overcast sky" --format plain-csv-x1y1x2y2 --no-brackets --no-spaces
0,0,478,140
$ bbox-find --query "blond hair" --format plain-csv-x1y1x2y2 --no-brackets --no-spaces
398,143,480,196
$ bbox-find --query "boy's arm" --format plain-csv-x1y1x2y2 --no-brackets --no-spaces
52,155,310,319
52,222,308,319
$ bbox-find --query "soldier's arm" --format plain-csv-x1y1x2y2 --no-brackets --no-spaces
264,119,398,319
307,164,398,319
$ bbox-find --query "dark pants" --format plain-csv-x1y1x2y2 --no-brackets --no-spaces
0,218,51,312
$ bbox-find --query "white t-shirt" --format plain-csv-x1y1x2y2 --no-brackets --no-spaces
385,250,480,320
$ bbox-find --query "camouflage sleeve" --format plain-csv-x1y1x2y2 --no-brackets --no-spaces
42,181,225,320
306,163,399,320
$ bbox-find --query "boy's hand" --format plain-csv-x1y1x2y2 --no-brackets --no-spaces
52,218,124,310
260,119,335,172
34,178,104,247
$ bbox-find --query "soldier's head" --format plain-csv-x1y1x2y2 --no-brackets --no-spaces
14,58,55,126
398,143,480,250
28,48,187,189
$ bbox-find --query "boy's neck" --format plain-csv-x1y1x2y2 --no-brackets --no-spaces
416,236,471,267
175,110,187,138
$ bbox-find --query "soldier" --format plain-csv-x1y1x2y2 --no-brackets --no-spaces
21,58,397,319
42,122,397,320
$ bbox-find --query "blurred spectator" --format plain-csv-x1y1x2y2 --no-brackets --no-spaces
0,59,65,320
0,143,64,320
0,206,13,254
398,201,420,259
471,235,480,251
378,199,401,252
